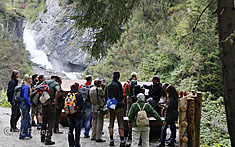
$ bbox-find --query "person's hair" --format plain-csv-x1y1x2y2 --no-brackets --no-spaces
85,75,92,82
22,74,32,86
32,74,38,81
131,72,137,78
51,75,61,83
39,75,44,81
166,85,178,100
113,71,120,80
94,80,102,86
162,83,169,90
152,75,160,82
70,83,79,91
11,70,19,80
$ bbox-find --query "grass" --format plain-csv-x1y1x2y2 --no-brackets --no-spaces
0,90,11,108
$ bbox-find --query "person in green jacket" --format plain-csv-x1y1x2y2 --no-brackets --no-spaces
128,93,162,147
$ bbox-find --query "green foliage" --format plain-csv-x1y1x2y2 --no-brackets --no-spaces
70,0,141,59
0,38,33,90
201,92,230,146
0,90,11,108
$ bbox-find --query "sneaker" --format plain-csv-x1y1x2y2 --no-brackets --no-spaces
96,139,106,143
32,121,37,127
45,140,55,145
84,135,90,138
26,136,33,139
109,140,114,146
157,143,165,147
37,124,42,130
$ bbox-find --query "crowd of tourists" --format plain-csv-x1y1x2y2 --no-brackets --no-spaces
7,70,179,147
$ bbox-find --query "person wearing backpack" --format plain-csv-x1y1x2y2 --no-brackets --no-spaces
128,93,162,147
126,72,138,116
79,75,94,138
157,85,178,147
19,74,32,139
39,75,61,145
66,83,84,147
89,78,106,142
7,70,21,132
30,73,39,127
106,71,125,147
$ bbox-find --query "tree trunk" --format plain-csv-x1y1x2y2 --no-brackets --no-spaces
217,0,235,146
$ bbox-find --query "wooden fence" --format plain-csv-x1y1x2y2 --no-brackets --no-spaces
178,91,202,147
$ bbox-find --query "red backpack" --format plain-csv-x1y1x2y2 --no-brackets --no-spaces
123,81,130,96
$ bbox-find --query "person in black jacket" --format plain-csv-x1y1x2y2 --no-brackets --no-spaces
7,70,21,132
106,71,125,147
68,83,84,147
157,85,178,147
144,75,165,115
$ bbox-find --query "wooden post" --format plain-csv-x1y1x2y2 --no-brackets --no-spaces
194,92,202,147
179,96,188,147
187,98,196,147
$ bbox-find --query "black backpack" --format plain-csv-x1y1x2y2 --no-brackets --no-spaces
14,86,23,103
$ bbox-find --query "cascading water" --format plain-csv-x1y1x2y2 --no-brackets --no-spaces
23,25,80,80
23,27,53,70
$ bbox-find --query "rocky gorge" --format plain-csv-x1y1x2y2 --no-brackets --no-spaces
29,0,92,73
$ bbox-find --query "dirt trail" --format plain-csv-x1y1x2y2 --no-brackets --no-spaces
0,107,179,147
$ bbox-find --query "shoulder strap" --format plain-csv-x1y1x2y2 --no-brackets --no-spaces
96,88,100,105
106,85,109,98
142,103,147,111
136,103,141,111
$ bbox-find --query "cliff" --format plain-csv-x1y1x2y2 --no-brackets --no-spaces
30,0,91,72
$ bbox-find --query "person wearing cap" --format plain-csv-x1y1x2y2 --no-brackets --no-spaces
128,93,162,147
79,75,94,138
89,78,106,142
106,71,125,147
67,83,84,147
143,75,166,116
39,75,61,145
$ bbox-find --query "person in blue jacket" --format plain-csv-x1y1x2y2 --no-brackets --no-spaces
19,74,32,140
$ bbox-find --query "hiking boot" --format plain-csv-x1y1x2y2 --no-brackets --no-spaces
32,121,37,127
11,128,20,132
96,139,106,143
109,140,114,146
120,142,125,147
91,138,96,141
45,140,55,145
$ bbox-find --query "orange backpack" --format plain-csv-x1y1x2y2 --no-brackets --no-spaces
123,81,130,96
64,92,78,114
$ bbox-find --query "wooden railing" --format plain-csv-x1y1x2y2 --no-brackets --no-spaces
178,91,202,147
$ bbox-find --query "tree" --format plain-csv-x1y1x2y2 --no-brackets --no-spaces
217,0,235,146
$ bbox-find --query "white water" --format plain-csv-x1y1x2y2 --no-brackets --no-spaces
23,26,79,80
23,27,53,69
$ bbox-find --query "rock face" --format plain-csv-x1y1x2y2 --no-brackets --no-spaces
31,0,91,72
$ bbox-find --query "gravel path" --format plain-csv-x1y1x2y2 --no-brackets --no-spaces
0,107,179,147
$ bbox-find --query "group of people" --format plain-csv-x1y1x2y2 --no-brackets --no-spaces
7,69,179,147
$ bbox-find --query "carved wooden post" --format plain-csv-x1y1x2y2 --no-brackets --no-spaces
187,98,196,147
179,96,188,147
194,92,202,147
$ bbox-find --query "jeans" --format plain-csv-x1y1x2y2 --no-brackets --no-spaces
10,100,21,129
80,103,92,136
19,104,31,138
132,127,150,147
68,116,81,147
160,120,176,144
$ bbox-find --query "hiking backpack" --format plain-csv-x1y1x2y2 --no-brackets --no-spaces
14,86,23,103
37,82,52,104
123,81,130,96
79,85,92,103
136,103,149,127
64,92,78,114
